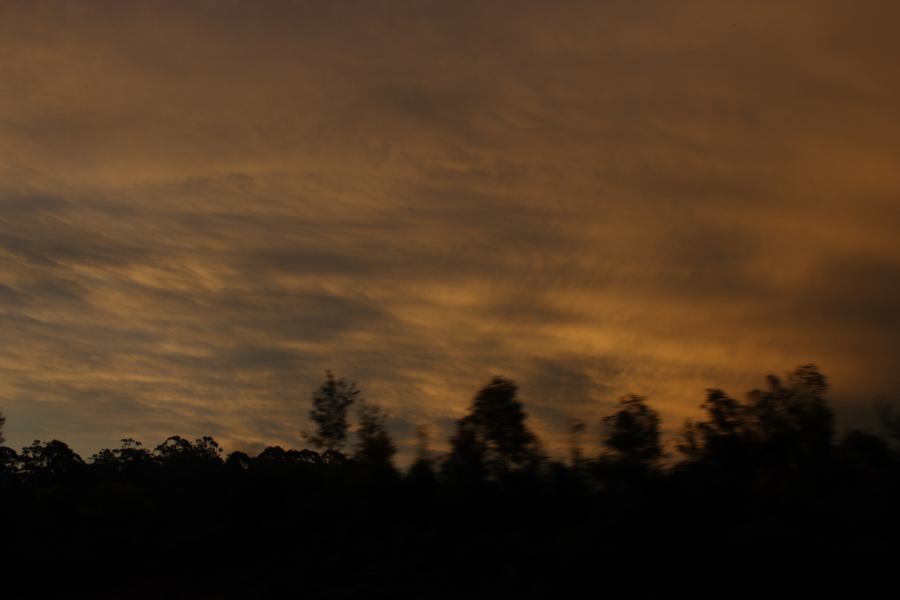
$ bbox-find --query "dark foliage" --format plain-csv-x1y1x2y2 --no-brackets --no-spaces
2,364,900,598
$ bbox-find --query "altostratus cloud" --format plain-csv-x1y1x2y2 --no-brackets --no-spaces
1,1,900,458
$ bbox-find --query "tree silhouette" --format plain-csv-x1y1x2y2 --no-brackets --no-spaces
224,450,252,472
443,415,488,485
194,435,224,461
744,364,835,467
117,438,152,465
0,410,5,446
877,401,900,448
677,364,837,477
600,394,662,465
306,371,360,453
408,423,436,484
677,389,749,465
0,446,18,484
2,362,899,598
414,423,431,464
353,400,397,470
444,377,542,483
19,439,84,479
91,438,153,474
153,435,223,470
839,429,894,472
568,418,587,469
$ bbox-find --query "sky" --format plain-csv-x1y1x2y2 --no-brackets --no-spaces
2,1,900,461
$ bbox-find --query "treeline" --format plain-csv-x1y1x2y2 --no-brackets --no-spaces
2,364,900,598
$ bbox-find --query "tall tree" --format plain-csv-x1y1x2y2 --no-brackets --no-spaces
0,410,5,447
600,394,662,465
444,376,542,482
306,371,360,453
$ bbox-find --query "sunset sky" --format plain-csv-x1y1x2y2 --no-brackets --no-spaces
2,1,900,460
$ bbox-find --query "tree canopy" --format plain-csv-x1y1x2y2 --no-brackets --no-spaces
600,394,662,465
